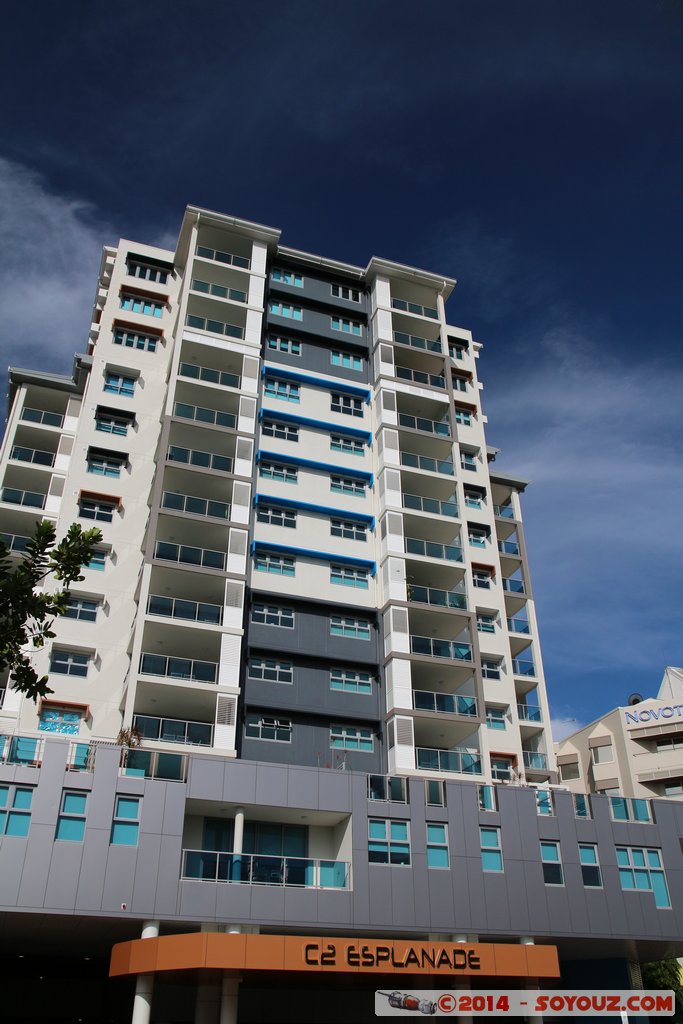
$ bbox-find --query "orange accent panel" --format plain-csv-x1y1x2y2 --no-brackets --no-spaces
283,936,323,973
109,942,132,977
155,933,207,973
206,933,247,971
492,944,528,977
469,944,496,976
525,945,561,978
244,934,285,971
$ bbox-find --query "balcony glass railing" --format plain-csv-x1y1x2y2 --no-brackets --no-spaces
133,713,213,747
391,297,439,320
410,635,472,661
398,413,450,437
173,402,236,429
140,653,218,684
1,533,30,554
0,734,44,766
10,446,55,467
408,585,467,610
503,577,526,594
494,504,515,519
405,538,462,562
195,243,250,270
395,366,446,389
517,704,542,722
191,279,247,304
522,750,548,770
167,445,233,473
185,313,244,340
161,491,231,521
400,451,454,476
154,540,226,571
367,775,408,802
182,850,350,889
413,691,477,716
121,748,188,782
507,617,530,634
498,540,519,555
513,658,536,677
147,594,222,625
21,407,64,428
1,487,46,509
416,747,482,775
179,361,241,390
393,330,442,353
402,492,457,518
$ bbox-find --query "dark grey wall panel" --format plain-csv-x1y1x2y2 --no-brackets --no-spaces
44,840,83,910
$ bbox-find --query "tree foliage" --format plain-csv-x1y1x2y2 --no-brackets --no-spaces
641,959,683,1021
0,521,102,701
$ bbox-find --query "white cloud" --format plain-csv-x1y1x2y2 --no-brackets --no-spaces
550,717,584,742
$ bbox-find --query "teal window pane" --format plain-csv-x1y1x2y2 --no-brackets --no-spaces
6,812,30,837
56,817,85,841
651,872,671,909
62,792,87,815
390,822,408,841
480,828,499,848
481,849,502,871
116,797,140,820
111,821,139,845
579,846,597,865
427,824,446,844
0,811,6,832
541,842,560,862
13,788,33,810
647,849,662,868
615,848,630,867
632,849,646,867
619,868,635,889
368,821,385,840
634,870,650,890
427,847,449,868
610,797,629,820
0,787,7,808
632,799,650,822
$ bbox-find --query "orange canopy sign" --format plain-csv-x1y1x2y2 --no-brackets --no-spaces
110,933,559,979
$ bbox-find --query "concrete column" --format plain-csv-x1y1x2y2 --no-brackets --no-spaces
520,938,543,1024
131,920,160,1024
219,976,240,1024
194,970,221,1024
232,807,245,881
453,934,475,1024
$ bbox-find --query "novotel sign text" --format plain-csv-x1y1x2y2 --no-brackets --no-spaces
625,705,683,726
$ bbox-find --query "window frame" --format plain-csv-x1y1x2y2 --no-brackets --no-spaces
331,316,362,336
113,327,158,352
259,461,298,483
368,818,411,866
49,649,90,677
266,334,301,355
271,269,303,288
540,841,564,886
331,393,364,417
330,518,367,542
330,615,371,640
480,826,503,872
103,372,136,398
254,552,295,577
330,434,364,456
110,795,141,846
261,419,299,442
269,300,303,320
251,604,294,628
330,724,374,752
330,563,369,589
426,822,450,869
245,714,292,743
578,843,602,887
330,668,373,694
78,497,117,522
264,378,300,403
248,658,294,684
256,504,297,528
56,790,88,842
331,475,365,497
331,350,363,371
0,784,33,837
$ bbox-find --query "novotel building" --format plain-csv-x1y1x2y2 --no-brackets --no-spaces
0,207,682,1023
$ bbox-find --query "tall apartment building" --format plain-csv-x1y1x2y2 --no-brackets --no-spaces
0,206,681,1024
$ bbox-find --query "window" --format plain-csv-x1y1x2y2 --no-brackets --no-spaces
331,316,362,336
62,597,99,622
368,819,410,865
330,724,373,752
536,790,554,816
331,284,360,302
331,518,366,542
477,614,496,633
655,736,683,752
330,434,364,456
559,762,581,782
664,780,683,797
330,615,371,640
464,490,483,509
104,372,136,397
481,659,501,680
610,797,651,823
0,785,33,837
426,780,446,807
257,505,297,528
113,327,158,352
331,564,369,589
259,461,297,483
591,742,614,764
468,527,488,548
111,796,140,846
579,844,602,887
251,604,294,628
453,375,469,393
574,793,591,819
460,451,477,471
331,393,363,417
271,268,303,287
541,841,563,885
449,341,466,359
83,549,106,572
126,259,168,284
49,650,89,677
267,335,301,355
616,847,671,908
264,378,300,402
95,408,132,435
426,823,449,868
478,785,497,812
330,668,372,694
455,407,471,425
249,658,293,684
472,569,492,589
331,351,363,371
120,293,164,318
269,301,303,321
39,705,83,734
486,707,506,730
245,714,292,742
331,475,365,497
56,791,87,841
480,827,503,872
254,552,295,577
261,419,299,442
87,451,125,477
491,757,514,781
79,497,117,522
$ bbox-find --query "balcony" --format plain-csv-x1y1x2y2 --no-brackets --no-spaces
502,577,526,594
402,493,457,518
513,658,536,677
133,713,213,747
393,331,442,354
517,704,542,723
413,691,477,716
522,750,548,771
416,747,482,775
167,445,233,474
405,538,462,562
391,297,438,320
195,243,250,270
1,487,46,509
139,653,218,684
507,616,530,634
173,402,236,429
408,585,467,611
395,365,446,389
498,540,519,555
161,491,231,521
494,503,515,519
10,446,55,468
398,413,450,438
185,313,244,340
191,279,247,305
21,407,64,428
0,734,44,766
400,451,454,476
154,540,226,571
147,594,222,626
179,361,241,390
1,533,30,554
410,635,472,661
182,850,350,889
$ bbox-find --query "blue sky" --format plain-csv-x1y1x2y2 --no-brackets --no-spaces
1,1,682,736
